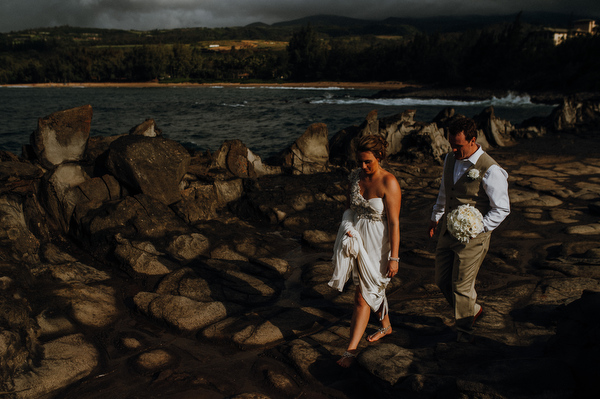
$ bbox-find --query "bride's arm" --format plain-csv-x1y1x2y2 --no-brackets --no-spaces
383,172,401,278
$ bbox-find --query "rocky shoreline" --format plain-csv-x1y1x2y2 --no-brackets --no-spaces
1,96,600,398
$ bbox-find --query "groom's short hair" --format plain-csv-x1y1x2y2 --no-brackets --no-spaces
448,118,477,142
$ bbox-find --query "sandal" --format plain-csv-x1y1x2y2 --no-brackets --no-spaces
367,325,391,342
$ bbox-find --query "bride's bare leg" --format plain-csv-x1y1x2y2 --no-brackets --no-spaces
367,306,392,343
337,288,370,368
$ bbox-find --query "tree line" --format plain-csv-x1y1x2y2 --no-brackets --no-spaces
1,18,599,92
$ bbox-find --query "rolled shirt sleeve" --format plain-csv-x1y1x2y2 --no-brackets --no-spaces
481,164,510,232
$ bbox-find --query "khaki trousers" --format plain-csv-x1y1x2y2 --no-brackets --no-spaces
435,230,491,334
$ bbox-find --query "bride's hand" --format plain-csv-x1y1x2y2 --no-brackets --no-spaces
387,261,398,278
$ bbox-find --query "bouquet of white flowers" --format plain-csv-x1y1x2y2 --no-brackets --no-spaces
447,204,484,243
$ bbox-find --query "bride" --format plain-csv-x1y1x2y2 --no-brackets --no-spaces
329,134,402,368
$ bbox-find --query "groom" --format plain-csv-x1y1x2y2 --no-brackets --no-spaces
428,117,510,342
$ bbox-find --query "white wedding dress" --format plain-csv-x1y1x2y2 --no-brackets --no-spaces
329,169,391,319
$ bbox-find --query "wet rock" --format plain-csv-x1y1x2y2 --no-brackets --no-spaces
29,105,92,168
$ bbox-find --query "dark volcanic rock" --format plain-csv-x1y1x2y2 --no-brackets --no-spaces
106,135,190,205
30,105,92,169
3,101,600,399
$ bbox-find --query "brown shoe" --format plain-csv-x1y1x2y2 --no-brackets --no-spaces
473,305,483,326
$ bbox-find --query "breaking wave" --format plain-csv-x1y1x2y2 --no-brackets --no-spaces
311,93,551,107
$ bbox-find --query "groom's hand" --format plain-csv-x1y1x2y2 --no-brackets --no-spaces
428,220,438,238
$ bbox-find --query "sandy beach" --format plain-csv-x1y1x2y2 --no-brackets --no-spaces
3,80,413,90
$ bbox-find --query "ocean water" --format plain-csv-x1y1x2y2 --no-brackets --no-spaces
0,86,556,158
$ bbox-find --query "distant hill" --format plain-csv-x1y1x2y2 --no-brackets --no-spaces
3,11,596,48
267,12,596,34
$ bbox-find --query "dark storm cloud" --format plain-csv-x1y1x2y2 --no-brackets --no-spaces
1,0,599,32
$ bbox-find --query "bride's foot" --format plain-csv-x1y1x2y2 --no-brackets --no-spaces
367,325,392,343
337,350,357,368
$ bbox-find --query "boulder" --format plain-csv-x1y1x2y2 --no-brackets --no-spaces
473,106,515,147
113,234,179,279
329,109,452,166
53,283,120,328
276,123,330,174
129,118,162,137
549,97,600,131
12,334,98,399
105,135,190,205
40,163,90,232
358,343,414,385
130,348,177,375
399,122,452,164
171,182,219,224
133,292,234,334
329,110,378,166
212,140,280,178
378,109,417,156
78,194,191,260
165,233,210,263
0,161,43,186
30,105,92,168
0,194,40,261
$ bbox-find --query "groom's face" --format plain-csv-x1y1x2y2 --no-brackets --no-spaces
450,132,478,160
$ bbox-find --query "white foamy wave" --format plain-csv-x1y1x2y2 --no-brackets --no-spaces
222,102,246,107
311,93,550,107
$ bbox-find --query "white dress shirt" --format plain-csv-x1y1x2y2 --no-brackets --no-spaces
431,146,510,232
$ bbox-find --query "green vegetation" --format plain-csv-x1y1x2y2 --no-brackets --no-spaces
0,14,599,92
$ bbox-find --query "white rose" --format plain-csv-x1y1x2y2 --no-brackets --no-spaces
467,169,480,180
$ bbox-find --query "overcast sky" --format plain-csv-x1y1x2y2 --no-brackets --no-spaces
1,0,599,33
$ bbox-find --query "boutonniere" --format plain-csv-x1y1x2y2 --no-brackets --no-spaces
467,169,480,180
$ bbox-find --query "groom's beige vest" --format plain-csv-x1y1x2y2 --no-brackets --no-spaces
439,151,499,237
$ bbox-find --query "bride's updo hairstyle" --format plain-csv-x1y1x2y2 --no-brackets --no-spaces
357,135,388,161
